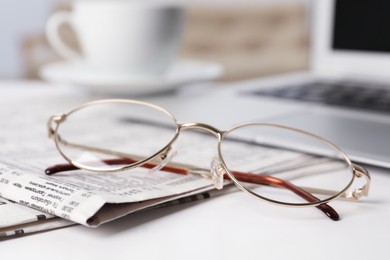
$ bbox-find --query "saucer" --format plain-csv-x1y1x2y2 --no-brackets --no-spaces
39,60,223,95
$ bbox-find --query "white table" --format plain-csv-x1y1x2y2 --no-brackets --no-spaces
2,166,389,259
1,81,389,259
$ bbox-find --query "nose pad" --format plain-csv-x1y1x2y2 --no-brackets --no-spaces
149,149,178,173
211,157,226,190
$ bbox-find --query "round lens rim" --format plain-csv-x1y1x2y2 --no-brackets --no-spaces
53,99,180,173
218,122,356,207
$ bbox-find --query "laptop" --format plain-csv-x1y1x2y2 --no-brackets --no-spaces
152,0,390,169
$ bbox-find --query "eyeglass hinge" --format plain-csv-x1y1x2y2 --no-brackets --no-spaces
351,163,371,199
47,114,67,138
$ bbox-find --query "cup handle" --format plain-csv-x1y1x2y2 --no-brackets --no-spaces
45,11,82,62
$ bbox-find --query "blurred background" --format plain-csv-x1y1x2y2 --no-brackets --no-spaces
0,0,309,82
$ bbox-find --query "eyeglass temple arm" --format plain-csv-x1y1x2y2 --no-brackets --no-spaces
295,163,370,201
45,157,339,221
225,170,339,221
45,158,188,175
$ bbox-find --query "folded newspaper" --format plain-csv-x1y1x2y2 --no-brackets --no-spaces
0,85,233,237
0,83,339,238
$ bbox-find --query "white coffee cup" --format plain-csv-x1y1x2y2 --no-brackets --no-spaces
45,0,185,75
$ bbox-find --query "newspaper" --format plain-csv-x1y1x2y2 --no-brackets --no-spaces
0,86,228,237
0,197,74,237
0,83,345,238
2,85,264,237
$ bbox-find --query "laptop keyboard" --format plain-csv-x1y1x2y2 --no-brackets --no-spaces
251,81,390,113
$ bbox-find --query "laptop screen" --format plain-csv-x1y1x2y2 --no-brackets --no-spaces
332,0,390,53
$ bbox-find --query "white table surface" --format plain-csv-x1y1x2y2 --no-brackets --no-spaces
1,81,389,259
2,166,389,259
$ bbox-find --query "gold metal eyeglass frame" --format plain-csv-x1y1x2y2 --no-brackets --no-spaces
46,99,371,221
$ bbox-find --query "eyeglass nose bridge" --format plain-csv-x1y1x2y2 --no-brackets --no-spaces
179,122,224,139
179,122,228,190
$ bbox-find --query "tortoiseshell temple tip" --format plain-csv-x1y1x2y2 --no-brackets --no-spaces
317,204,340,221
45,168,57,175
45,164,78,175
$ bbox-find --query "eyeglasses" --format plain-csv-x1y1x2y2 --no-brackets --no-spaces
46,99,371,221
